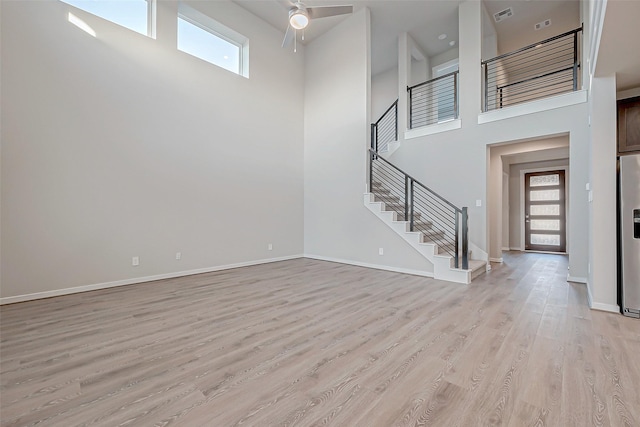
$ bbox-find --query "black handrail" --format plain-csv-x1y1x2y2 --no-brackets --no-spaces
481,26,583,66
369,149,460,212
407,70,459,91
371,99,398,153
368,148,469,269
374,99,398,126
482,26,582,111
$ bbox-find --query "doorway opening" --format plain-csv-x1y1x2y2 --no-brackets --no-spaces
487,135,570,263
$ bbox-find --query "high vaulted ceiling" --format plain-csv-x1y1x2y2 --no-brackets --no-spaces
234,0,639,85
232,0,461,75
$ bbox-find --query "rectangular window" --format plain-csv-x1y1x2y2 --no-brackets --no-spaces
60,0,153,36
177,4,248,77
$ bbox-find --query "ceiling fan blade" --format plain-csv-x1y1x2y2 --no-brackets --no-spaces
282,24,295,48
307,5,353,19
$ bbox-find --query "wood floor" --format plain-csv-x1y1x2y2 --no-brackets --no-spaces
1,252,638,426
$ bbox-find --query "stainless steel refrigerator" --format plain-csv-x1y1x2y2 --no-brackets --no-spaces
619,153,640,318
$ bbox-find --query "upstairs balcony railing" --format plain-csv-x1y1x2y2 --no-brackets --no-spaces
482,26,583,112
368,148,469,269
408,71,459,129
371,99,398,153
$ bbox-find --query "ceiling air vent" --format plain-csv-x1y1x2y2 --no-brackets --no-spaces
535,19,552,30
493,7,513,23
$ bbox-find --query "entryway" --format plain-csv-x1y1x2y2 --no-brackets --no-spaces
487,136,570,263
524,170,567,252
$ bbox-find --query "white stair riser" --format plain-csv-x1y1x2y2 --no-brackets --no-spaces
364,193,473,284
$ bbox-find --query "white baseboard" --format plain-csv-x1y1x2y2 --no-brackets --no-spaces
0,254,304,305
579,278,620,314
590,302,620,313
510,247,523,251
489,257,503,263
501,247,510,251
304,254,434,278
567,275,587,284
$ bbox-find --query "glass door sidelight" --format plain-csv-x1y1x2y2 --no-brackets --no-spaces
524,170,566,252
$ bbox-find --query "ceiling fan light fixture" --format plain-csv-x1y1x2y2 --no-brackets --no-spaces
289,8,309,30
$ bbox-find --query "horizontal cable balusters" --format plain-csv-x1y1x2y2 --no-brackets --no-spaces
368,149,468,269
408,71,459,129
482,26,582,111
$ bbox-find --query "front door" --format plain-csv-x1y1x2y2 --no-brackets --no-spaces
524,170,566,252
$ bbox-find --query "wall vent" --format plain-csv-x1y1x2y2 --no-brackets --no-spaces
493,7,514,23
535,19,552,30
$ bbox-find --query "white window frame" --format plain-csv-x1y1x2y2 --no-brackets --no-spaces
60,0,156,37
177,3,249,78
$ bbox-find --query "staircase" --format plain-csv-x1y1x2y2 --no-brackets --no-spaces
365,150,486,284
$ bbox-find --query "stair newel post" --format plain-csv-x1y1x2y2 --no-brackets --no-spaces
483,63,489,112
394,99,398,140
404,175,409,226
572,28,578,91
461,207,469,270
453,72,458,119
407,88,412,130
370,123,376,153
454,210,459,269
369,149,373,194
409,179,414,232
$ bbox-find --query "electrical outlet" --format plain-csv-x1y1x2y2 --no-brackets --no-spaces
176,252,181,260
132,256,139,266
268,243,273,251
379,248,384,255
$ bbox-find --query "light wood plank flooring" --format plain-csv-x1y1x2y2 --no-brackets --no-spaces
1,252,639,426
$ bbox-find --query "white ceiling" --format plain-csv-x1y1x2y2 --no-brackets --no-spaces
594,0,640,91
232,1,587,77
232,0,461,75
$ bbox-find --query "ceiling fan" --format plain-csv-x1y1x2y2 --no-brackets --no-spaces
282,1,353,50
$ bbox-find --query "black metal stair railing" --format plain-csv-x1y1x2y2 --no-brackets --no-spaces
368,148,468,269
482,26,583,111
408,71,459,129
371,99,398,153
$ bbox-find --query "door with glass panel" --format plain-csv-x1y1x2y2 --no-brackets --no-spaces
525,170,566,252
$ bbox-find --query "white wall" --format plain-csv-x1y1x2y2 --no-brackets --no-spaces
481,0,497,61
303,8,434,274
587,74,618,311
1,0,305,300
430,47,459,69
371,67,398,122
502,171,509,250
387,0,590,282
409,36,429,87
